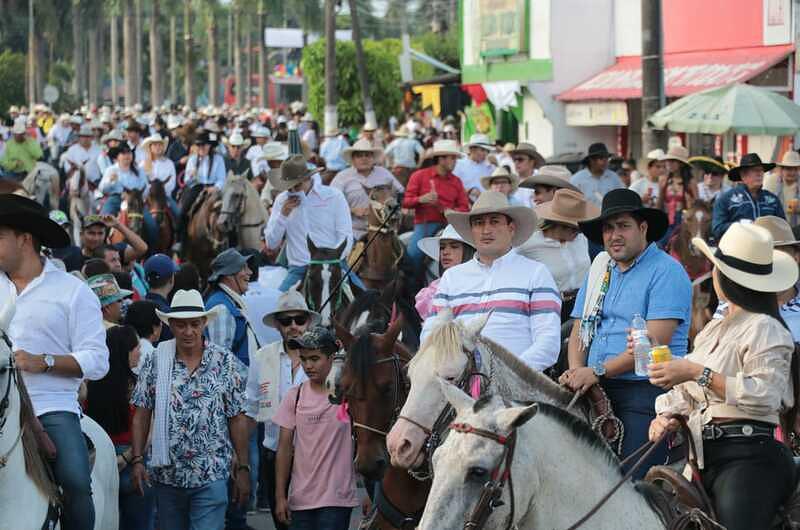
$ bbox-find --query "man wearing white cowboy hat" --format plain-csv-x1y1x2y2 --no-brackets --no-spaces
519,164,579,206
765,150,800,227
629,149,666,208
265,155,358,292
60,124,102,185
402,139,471,291
223,131,252,177
414,224,476,319
131,289,251,530
331,138,404,240
244,285,320,527
246,125,272,164
453,133,496,202
480,166,524,205
384,125,424,186
0,119,43,180
319,126,350,178
421,191,562,370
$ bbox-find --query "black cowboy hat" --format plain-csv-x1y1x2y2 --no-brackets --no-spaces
581,142,614,165
195,130,220,147
0,194,70,248
578,188,669,245
108,142,132,161
689,155,728,175
728,153,775,181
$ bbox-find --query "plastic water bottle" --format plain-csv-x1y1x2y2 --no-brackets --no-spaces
631,313,651,376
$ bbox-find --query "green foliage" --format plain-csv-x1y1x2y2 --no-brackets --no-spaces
0,51,26,116
417,29,460,69
303,38,402,129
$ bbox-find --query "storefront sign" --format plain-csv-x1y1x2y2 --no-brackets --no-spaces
566,101,629,126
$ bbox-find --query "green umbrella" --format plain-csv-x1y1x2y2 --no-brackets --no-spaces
648,83,800,136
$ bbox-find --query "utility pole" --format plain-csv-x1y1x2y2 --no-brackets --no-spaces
110,14,118,106
258,0,268,108
28,0,35,107
348,0,375,129
170,15,177,104
641,0,665,161
184,3,195,107
135,0,142,104
324,0,337,134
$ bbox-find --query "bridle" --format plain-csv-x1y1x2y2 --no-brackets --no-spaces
219,179,263,230
450,422,517,530
398,347,490,482
0,330,22,469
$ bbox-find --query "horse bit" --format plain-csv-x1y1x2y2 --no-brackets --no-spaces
0,330,22,469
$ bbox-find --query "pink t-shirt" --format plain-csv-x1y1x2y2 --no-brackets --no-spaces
273,382,359,511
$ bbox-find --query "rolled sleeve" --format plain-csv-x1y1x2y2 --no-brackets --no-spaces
724,340,792,413
655,386,694,417
264,195,289,250
68,283,109,381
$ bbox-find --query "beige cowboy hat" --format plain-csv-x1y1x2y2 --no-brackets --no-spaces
480,166,520,193
660,145,690,166
646,148,666,161
268,154,321,191
262,285,322,328
777,150,800,168
509,142,546,167
754,216,800,247
223,132,251,149
142,133,168,150
535,189,600,229
693,223,798,293
258,142,289,163
519,165,579,192
394,125,410,138
464,133,493,151
447,191,538,247
430,139,464,158
342,138,383,164
155,289,221,326
417,224,476,262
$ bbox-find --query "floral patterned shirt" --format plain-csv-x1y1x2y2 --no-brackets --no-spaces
131,341,247,488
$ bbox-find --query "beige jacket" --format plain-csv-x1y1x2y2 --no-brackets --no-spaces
655,310,794,468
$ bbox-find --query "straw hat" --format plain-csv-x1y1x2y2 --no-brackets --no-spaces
268,155,320,191
660,145,690,166
430,139,464,158
754,216,800,247
155,289,222,326
78,125,94,137
343,139,383,164
446,191,538,247
417,224,476,262
464,133,493,151
519,165,579,192
394,125,410,138
777,150,800,168
102,129,125,144
142,133,168,150
480,166,520,193
510,142,546,167
693,223,798,292
251,126,271,138
262,285,321,328
535,189,600,229
689,155,728,175
258,142,289,162
223,132,251,149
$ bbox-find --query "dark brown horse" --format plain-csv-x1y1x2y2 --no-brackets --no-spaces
355,184,403,289
146,180,175,254
330,318,430,530
185,187,227,281
668,200,713,280
110,189,145,245
303,237,350,326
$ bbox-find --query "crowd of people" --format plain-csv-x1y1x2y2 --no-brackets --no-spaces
2,99,800,530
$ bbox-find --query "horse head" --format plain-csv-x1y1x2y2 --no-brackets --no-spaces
304,237,348,325
217,171,246,234
121,188,145,236
680,201,712,255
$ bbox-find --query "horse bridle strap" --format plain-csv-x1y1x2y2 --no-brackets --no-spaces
374,478,423,529
451,422,517,530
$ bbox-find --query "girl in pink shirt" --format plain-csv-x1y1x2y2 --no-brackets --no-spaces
414,224,476,319
273,326,358,530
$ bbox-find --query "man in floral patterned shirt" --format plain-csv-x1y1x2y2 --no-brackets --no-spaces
130,289,252,530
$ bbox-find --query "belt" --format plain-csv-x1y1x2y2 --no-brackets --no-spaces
701,422,774,441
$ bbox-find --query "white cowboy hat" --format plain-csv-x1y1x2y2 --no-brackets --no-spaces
519,165,579,192
343,138,383,164
429,139,464,158
223,132,251,149
447,191,538,247
693,223,798,293
78,125,94,137
258,142,289,162
660,145,690,166
417,224,475,262
646,148,666,161
301,112,314,122
166,115,184,130
754,216,800,247
10,120,26,135
142,134,168,150
155,289,221,326
777,150,800,168
480,166,520,193
251,126,271,138
464,133,493,151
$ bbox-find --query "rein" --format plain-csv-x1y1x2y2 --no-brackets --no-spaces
0,330,21,469
450,422,517,530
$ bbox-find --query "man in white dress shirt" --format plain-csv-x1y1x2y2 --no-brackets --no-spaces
0,194,109,530
264,155,360,291
453,133,496,203
61,125,102,186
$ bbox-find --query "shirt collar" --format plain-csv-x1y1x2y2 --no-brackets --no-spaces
613,242,657,273
474,248,515,269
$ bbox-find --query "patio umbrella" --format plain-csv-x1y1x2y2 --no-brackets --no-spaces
648,83,800,136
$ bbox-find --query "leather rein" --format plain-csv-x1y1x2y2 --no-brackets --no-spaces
0,330,23,469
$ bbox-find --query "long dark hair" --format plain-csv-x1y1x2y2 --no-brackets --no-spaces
438,241,475,277
86,325,138,436
718,271,799,442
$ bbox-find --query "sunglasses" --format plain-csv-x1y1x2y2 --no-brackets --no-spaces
276,314,309,326
512,157,528,163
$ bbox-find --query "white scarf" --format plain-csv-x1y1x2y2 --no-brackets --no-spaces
151,339,176,468
579,251,612,351
253,341,283,422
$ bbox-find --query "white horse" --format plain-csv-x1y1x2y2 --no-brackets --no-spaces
419,381,665,530
21,162,60,210
217,171,269,251
0,300,118,530
386,310,589,472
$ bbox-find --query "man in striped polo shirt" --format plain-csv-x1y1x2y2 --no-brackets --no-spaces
420,191,561,371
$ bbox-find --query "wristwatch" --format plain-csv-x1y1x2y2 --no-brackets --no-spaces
697,366,713,388
592,363,607,378
43,354,55,373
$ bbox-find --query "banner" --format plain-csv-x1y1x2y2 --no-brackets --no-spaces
462,103,496,142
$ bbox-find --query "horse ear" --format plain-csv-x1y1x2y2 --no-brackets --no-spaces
379,313,404,351
464,311,492,339
495,402,539,431
307,236,318,254
439,377,475,414
333,319,354,348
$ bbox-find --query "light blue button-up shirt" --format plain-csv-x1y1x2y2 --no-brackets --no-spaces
453,158,495,192
185,153,227,189
571,243,692,381
98,164,148,195
570,168,625,207
320,136,350,172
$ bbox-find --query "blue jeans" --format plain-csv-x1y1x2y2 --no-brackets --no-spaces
289,506,352,530
225,430,260,529
38,411,95,530
154,479,228,530
117,445,156,530
601,378,667,480
278,261,366,292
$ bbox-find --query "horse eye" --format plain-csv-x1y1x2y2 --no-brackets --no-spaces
467,467,488,482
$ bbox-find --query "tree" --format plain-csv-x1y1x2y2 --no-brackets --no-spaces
72,0,85,101
348,0,374,128
205,0,220,106
0,51,27,113
323,0,337,131
122,0,136,105
149,0,163,106
257,0,267,107
183,1,195,106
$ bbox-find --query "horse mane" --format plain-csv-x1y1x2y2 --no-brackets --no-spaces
408,314,465,370
15,371,61,504
340,289,383,326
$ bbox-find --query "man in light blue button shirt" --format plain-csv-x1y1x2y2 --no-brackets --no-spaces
561,189,691,478
570,142,625,207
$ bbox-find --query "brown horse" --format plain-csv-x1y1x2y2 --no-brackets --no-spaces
353,185,404,290
330,318,430,530
146,180,175,254
185,187,227,281
0,179,30,196
303,237,350,326
668,200,713,280
110,189,145,245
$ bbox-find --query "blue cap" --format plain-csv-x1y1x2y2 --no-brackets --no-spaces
144,254,179,282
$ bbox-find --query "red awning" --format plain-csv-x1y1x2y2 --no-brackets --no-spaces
558,45,794,102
